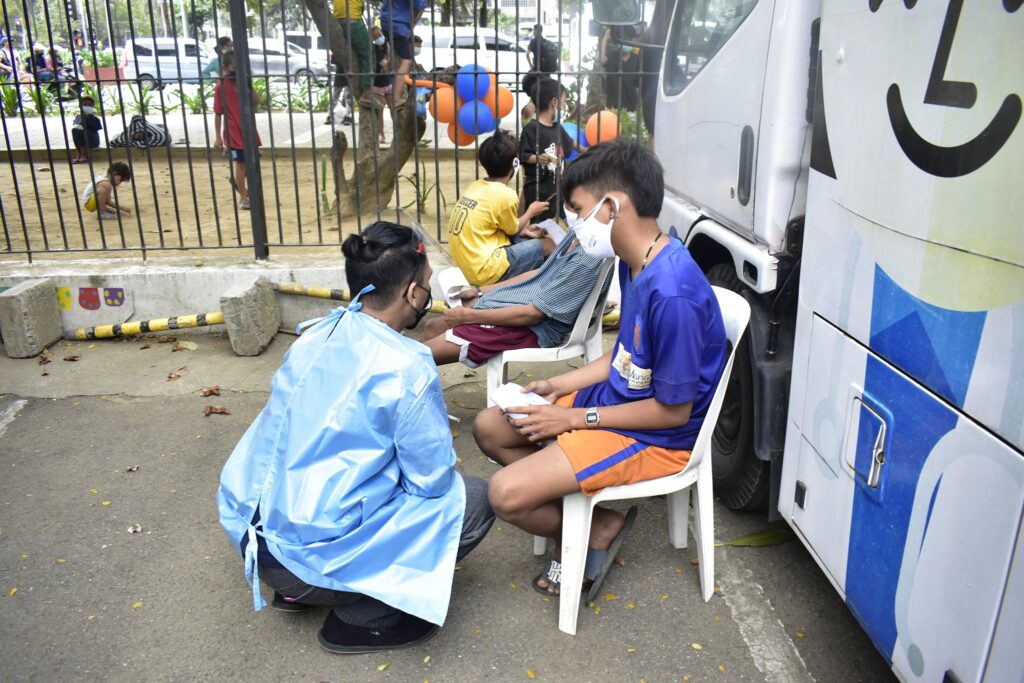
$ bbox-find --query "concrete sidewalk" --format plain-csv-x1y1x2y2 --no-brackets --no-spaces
0,330,894,681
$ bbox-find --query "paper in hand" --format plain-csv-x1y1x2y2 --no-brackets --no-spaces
492,382,550,419
437,266,472,307
537,219,566,246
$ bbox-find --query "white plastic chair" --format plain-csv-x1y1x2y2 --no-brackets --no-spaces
485,257,616,406
544,286,750,635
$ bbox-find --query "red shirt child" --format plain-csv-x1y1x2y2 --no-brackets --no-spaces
213,75,262,153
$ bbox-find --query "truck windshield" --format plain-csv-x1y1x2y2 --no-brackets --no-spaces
663,0,759,96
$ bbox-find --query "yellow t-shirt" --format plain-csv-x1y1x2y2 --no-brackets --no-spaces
332,0,364,20
447,179,520,286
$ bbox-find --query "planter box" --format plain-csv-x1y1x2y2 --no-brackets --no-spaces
82,67,122,84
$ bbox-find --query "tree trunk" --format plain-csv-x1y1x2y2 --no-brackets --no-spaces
301,0,421,221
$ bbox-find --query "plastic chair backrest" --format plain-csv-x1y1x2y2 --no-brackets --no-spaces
560,257,615,349
686,286,750,469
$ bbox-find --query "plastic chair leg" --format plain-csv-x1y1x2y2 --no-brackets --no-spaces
693,472,715,602
533,535,546,555
485,354,505,407
666,486,691,549
583,329,604,363
558,493,594,635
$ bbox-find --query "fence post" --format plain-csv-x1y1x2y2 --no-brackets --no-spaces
227,0,269,260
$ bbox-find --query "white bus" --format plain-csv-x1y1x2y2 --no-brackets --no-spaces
592,0,1023,680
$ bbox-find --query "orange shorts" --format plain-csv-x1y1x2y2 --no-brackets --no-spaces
555,392,692,496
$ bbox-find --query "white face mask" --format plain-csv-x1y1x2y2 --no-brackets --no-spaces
574,195,618,259
373,35,386,46
563,208,578,229
81,106,96,114
414,47,422,56
510,157,520,180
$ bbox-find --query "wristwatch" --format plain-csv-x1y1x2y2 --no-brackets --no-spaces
475,286,483,298
584,407,601,428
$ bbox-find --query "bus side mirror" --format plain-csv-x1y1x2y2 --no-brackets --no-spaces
593,0,644,25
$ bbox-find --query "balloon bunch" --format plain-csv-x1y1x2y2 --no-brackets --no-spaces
427,64,514,146
563,110,620,161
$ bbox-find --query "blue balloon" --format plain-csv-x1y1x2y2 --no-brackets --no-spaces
456,64,490,102
458,100,496,136
563,122,587,161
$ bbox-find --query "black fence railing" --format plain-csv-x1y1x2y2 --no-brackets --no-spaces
0,0,662,262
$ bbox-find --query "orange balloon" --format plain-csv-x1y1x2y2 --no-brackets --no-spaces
447,122,476,147
482,86,514,119
586,110,619,145
430,88,461,124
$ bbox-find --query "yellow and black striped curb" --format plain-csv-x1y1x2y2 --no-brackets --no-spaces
73,312,225,341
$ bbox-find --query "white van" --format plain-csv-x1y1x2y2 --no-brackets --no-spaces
416,27,529,90
122,37,213,89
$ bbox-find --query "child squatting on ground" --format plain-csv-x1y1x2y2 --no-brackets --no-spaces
71,95,102,164
474,141,728,599
81,162,133,220
213,51,262,210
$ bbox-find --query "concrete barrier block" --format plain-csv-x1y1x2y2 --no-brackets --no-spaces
0,278,64,358
220,277,280,357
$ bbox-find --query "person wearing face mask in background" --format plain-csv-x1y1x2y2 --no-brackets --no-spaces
218,221,494,654
519,78,584,223
71,94,103,163
474,141,726,599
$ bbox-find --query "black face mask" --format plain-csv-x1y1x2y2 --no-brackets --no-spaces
405,283,432,330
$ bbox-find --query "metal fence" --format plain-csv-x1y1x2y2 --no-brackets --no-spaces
0,0,663,262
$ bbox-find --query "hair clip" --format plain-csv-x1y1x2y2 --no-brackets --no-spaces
416,242,425,254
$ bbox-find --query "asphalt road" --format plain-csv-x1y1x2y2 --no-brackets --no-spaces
0,331,895,682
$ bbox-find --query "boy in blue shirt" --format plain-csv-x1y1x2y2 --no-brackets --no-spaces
474,141,727,597
379,0,427,107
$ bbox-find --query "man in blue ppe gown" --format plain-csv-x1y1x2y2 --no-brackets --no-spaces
218,221,494,653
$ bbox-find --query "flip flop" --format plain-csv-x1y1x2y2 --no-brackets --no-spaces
531,505,638,600
585,505,638,603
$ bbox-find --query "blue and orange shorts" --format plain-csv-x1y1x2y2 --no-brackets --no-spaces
554,391,692,496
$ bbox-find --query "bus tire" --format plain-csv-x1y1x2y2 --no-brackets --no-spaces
706,262,770,511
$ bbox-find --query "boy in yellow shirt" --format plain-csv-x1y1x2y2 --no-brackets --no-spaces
447,131,553,286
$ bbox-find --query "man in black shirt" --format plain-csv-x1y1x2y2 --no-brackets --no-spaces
526,24,560,75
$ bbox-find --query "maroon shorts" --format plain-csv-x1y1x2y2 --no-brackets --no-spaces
446,324,539,367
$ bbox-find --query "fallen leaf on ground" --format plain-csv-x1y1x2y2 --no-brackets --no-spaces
592,605,599,614
718,665,726,672
795,630,806,638
714,614,721,622
689,557,700,566
660,594,669,600
139,344,151,350
88,489,98,494
55,559,66,564
126,466,139,472
613,555,625,567
157,336,177,344
691,643,702,650
510,582,517,590
715,526,795,548
377,663,390,671
203,405,231,417
41,371,48,376
8,587,17,596
423,655,430,664
167,366,189,381
200,386,220,397
602,593,617,601
527,669,536,679
626,647,636,653
63,354,80,362
127,524,142,534
172,341,198,352
101,501,111,507
627,601,636,609
38,355,51,365
131,601,143,608
450,427,460,439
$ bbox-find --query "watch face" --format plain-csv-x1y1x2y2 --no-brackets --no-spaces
586,409,598,425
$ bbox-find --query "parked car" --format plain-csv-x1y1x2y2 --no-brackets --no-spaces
122,37,212,89
416,27,529,90
247,38,329,82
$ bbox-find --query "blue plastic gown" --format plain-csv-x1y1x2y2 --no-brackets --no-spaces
217,292,466,626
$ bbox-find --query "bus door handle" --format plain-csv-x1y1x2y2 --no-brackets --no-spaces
737,125,754,206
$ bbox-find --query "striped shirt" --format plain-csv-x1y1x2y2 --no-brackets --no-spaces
473,233,613,347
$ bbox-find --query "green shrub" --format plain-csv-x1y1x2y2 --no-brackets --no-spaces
0,82,21,116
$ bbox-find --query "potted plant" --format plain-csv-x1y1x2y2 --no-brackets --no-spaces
81,49,121,84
